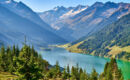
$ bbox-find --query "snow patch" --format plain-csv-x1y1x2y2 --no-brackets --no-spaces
60,7,88,19
102,8,117,18
0,0,12,3
5,0,11,3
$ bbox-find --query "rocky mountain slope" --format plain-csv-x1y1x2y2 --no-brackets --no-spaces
39,5,88,41
39,2,130,41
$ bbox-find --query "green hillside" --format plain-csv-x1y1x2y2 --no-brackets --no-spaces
67,14,130,61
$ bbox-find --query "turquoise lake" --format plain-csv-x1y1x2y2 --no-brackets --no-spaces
40,48,130,80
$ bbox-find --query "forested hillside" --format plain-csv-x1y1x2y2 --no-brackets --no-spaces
67,13,130,61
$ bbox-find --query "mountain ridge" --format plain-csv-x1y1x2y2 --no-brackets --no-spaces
0,0,55,32
0,0,67,47
39,2,130,41
67,13,130,61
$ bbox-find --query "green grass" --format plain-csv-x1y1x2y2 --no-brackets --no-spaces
56,43,71,48
0,72,17,80
0,72,63,80
66,41,86,53
108,46,130,57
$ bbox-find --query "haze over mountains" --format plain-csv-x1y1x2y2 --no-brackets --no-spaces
39,5,88,29
0,0,67,47
0,0,130,48
39,2,130,41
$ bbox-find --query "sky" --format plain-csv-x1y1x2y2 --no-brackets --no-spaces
14,0,130,12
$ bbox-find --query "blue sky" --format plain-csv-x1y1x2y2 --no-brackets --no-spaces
14,0,130,12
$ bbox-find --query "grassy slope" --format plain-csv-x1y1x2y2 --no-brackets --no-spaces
108,46,130,57
66,41,85,53
0,72,17,80
0,72,64,80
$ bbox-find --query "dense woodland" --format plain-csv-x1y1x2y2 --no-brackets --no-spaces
0,44,124,80
68,13,130,61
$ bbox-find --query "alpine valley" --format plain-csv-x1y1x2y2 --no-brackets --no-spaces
39,1,130,61
0,0,130,80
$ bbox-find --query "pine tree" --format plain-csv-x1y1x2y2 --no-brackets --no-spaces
100,58,124,80
80,69,88,80
0,46,7,71
55,61,61,78
71,66,76,80
75,64,80,80
62,68,67,80
12,45,16,56
31,46,38,57
116,68,124,80
67,65,70,79
90,68,98,80
105,69,113,80
104,62,109,74
16,45,20,57
46,68,54,79
79,68,83,76
15,45,43,80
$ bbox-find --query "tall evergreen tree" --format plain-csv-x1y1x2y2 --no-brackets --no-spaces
90,68,98,80
80,71,88,80
100,58,124,80
55,61,61,78
15,45,43,80
62,68,68,80
0,46,6,71
67,64,70,79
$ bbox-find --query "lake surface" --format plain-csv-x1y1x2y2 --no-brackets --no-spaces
39,48,130,80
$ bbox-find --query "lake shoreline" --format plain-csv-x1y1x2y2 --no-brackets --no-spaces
40,47,130,80
65,47,130,62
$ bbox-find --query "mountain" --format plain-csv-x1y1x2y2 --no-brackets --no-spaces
0,0,54,31
0,1,67,47
0,32,11,46
67,13,130,61
39,5,88,41
39,5,87,29
39,2,130,41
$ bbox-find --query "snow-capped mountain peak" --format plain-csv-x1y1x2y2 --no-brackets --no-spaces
60,5,88,19
5,0,11,3
38,2,130,41
39,5,89,26
0,0,14,3
74,5,86,10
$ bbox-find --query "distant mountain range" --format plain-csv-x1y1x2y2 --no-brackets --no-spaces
39,2,130,41
67,13,130,61
0,0,67,47
39,5,88,28
0,0,130,49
